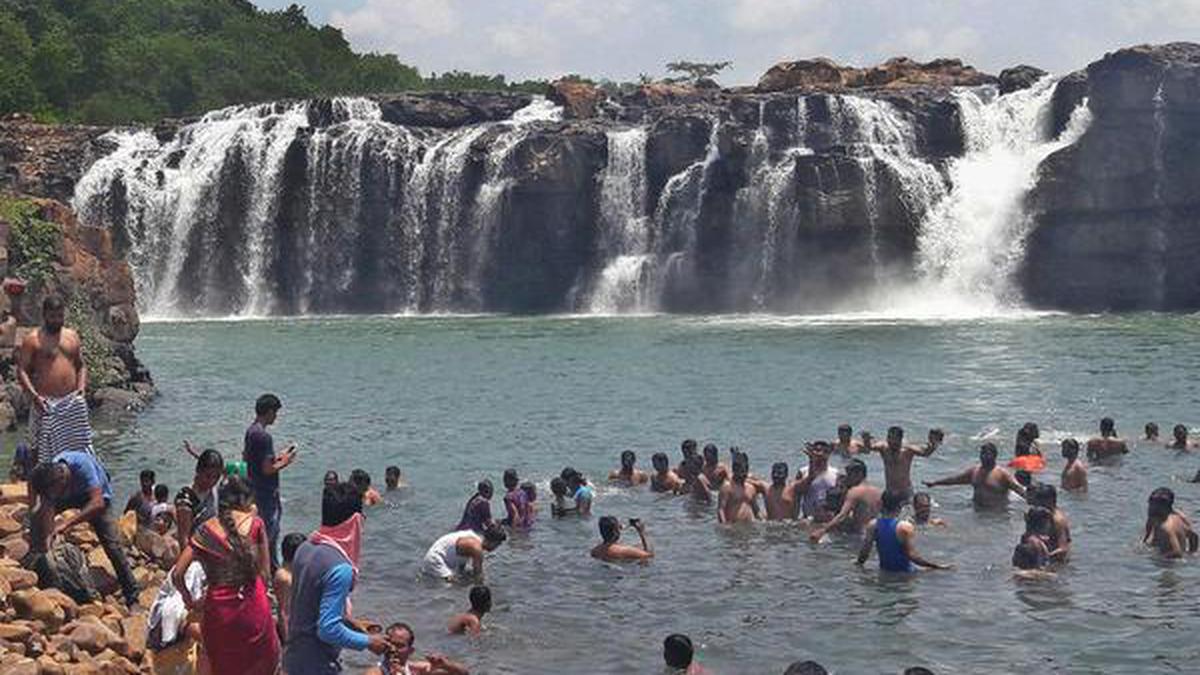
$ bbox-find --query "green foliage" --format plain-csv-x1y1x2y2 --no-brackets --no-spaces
65,290,120,390
0,195,60,286
665,60,732,83
0,0,543,124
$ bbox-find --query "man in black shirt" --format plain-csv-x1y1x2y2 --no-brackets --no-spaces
244,393,296,570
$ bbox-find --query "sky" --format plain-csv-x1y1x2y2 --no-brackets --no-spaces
252,0,1200,85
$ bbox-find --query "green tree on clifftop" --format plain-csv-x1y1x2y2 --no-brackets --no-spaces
0,0,544,124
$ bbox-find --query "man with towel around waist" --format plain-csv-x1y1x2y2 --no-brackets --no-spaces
17,295,93,465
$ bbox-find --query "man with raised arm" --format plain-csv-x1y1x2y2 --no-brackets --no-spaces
18,295,92,465
924,442,1025,508
809,459,881,541
591,516,654,562
874,426,939,499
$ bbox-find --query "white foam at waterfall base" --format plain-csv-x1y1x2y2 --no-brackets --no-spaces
858,78,1093,319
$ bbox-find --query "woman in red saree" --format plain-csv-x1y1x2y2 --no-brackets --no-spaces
171,476,280,674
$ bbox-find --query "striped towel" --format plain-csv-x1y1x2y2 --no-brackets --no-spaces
30,393,94,464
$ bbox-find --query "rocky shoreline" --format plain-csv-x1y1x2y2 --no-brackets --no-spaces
0,483,171,674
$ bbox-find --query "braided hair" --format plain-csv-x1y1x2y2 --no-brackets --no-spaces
217,476,258,585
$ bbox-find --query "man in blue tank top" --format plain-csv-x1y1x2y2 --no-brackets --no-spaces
856,490,951,572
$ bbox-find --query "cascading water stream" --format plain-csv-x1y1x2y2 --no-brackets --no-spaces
903,78,1094,313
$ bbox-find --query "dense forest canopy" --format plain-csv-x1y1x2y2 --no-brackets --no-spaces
0,0,547,124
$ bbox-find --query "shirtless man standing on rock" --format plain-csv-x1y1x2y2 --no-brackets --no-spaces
925,442,1026,508
718,451,762,524
17,295,91,465
875,426,938,499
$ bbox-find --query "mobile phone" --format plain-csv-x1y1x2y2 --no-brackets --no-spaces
628,518,641,527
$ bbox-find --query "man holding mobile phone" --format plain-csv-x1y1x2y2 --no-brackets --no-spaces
590,516,654,562
245,393,296,570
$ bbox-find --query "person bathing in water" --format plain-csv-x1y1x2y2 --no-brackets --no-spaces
701,444,729,489
1167,424,1199,451
609,450,649,486
924,442,1025,509
650,452,684,493
1061,438,1088,491
717,450,762,524
1087,417,1128,463
678,455,712,504
856,490,950,572
765,462,799,521
810,459,881,542
911,492,946,527
591,515,654,562
874,426,938,499
1143,488,1199,558
1144,422,1160,443
447,585,491,636
834,424,864,456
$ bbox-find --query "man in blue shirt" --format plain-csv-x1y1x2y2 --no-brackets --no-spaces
30,450,140,605
285,482,389,674
244,393,296,570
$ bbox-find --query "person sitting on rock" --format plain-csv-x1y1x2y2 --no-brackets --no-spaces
30,450,141,606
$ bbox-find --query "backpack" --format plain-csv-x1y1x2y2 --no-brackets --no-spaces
24,541,99,604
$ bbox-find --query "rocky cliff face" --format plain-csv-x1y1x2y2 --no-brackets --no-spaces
4,46,1198,316
0,195,152,427
1023,43,1200,310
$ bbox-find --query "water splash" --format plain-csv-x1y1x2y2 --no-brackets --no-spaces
910,79,1093,311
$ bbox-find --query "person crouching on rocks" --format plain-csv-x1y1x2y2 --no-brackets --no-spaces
30,451,140,606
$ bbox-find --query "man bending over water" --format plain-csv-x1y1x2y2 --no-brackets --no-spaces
1086,417,1128,463
650,452,683,493
925,442,1025,509
609,450,649,486
809,459,881,541
718,451,762,524
856,490,950,571
765,462,799,520
1060,439,1088,491
591,516,653,562
1143,488,1199,558
875,426,938,498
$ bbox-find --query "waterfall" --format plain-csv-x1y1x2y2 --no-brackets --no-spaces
73,96,561,317
908,79,1094,311
587,128,651,312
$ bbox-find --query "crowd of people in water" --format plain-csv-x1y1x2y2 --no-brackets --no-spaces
13,295,1200,673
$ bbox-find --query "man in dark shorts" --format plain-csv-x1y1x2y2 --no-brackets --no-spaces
244,393,296,570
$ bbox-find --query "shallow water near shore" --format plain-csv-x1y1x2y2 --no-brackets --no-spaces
89,313,1200,674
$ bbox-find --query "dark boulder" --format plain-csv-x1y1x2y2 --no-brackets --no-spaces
998,65,1048,94
374,92,534,128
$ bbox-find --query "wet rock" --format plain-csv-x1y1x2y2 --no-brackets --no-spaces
85,549,118,595
999,64,1049,94
1050,70,1089,138
373,92,535,128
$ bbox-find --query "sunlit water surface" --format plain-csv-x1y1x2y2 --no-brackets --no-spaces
89,314,1200,674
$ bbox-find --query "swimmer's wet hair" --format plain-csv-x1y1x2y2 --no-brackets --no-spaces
663,634,693,668
599,515,620,543
281,532,306,564
881,490,906,513
469,585,491,613
1012,541,1042,569
784,660,829,675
